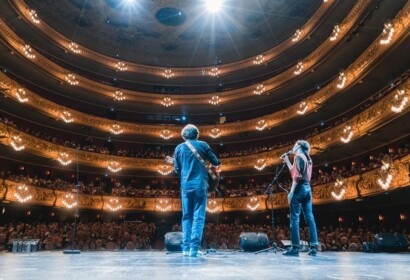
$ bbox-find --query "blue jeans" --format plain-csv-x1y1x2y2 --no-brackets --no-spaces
181,188,207,252
290,181,318,247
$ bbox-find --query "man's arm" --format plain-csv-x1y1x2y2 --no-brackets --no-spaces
173,146,181,176
204,143,220,167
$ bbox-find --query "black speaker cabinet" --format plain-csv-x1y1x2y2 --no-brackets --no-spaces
165,231,183,252
239,232,269,252
374,233,409,252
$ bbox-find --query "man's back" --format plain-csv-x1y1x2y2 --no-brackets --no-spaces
174,140,219,191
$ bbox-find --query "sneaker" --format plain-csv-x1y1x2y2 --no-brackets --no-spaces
189,249,204,257
282,247,299,256
307,247,317,256
182,251,189,256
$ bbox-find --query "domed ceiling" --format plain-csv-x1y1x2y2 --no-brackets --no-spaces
24,0,322,67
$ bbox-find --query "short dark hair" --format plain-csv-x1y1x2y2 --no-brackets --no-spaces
181,124,199,140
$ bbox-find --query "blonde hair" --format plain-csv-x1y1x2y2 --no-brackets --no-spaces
181,124,199,140
296,140,310,154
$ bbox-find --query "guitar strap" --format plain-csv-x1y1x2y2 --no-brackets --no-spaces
184,141,218,181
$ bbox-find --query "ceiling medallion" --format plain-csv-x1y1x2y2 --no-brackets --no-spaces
329,25,341,41
208,67,220,77
209,128,221,139
209,95,220,106
10,135,25,151
160,129,174,140
340,125,353,143
113,90,126,101
336,72,347,89
206,200,220,213
106,198,122,211
68,42,81,54
255,119,267,131
107,161,122,173
61,110,74,123
158,165,173,176
57,152,72,166
294,61,304,75
162,69,174,79
161,97,174,107
65,73,79,86
156,199,172,212
110,124,124,135
22,44,36,59
292,29,302,42
380,22,395,45
253,84,266,95
296,101,308,115
254,158,266,171
62,193,77,209
29,9,40,24
253,55,264,65
247,197,260,211
391,89,408,113
331,178,345,200
16,88,29,103
14,184,33,203
115,61,128,72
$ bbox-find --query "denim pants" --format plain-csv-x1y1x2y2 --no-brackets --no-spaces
290,181,318,247
181,187,208,252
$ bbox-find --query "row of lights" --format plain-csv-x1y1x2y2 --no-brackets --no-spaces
22,45,36,59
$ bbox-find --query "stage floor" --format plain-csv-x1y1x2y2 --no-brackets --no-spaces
0,251,409,280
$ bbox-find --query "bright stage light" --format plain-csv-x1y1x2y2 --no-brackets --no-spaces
205,0,223,12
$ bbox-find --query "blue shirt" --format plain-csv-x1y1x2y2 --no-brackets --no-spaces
173,140,220,192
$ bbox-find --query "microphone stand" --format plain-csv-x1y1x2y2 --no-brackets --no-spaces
254,162,288,254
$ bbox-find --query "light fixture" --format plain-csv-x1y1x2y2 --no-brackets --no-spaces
391,89,408,113
158,165,173,176
106,198,122,211
208,67,220,77
162,69,174,79
22,45,35,59
160,129,173,140
294,61,304,75
68,42,81,54
292,29,302,42
329,25,341,41
115,61,128,72
255,120,267,131
380,22,395,45
331,179,345,200
161,97,174,107
16,88,29,103
340,125,353,143
113,90,126,101
209,128,221,139
254,159,266,171
14,184,33,203
61,110,74,123
209,95,220,105
62,193,77,209
206,200,220,213
253,84,266,95
378,174,393,190
10,135,25,151
107,161,122,173
29,9,40,24
65,73,79,85
297,101,308,115
253,55,264,65
57,152,72,166
247,197,260,211
156,199,172,212
205,0,223,12
336,72,347,89
110,124,123,135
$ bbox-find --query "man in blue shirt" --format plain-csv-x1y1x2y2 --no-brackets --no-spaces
173,124,220,257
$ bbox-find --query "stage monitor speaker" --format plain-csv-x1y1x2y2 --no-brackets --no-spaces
280,240,309,252
239,232,269,252
374,233,409,252
165,231,182,252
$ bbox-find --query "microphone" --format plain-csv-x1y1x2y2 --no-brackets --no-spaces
280,150,293,158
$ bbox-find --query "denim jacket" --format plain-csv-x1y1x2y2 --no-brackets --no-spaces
173,140,220,192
